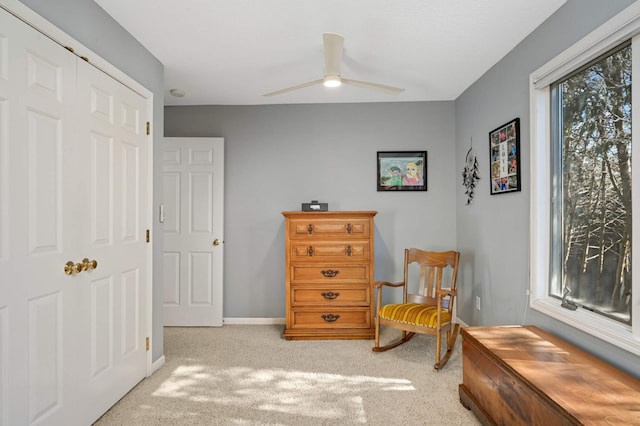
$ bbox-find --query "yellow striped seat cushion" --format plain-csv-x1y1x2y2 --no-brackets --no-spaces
379,303,450,328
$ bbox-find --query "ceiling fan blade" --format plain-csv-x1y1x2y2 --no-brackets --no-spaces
342,78,405,95
323,33,344,77
264,33,404,98
263,79,324,97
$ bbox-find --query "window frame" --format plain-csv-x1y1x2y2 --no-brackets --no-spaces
529,2,640,355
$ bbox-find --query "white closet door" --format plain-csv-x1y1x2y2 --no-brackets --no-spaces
73,58,149,423
0,10,79,426
0,7,150,426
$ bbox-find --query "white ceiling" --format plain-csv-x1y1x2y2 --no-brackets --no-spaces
95,0,566,106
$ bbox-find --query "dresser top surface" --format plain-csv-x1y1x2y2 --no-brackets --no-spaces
282,211,377,218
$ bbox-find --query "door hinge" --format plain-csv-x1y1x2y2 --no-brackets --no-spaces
146,229,150,243
146,337,150,351
146,121,150,135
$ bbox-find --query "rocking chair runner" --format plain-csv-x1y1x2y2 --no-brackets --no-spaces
372,249,460,370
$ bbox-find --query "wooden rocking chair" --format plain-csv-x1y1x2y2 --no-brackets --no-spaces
373,249,460,370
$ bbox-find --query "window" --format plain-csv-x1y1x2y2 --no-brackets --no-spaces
550,42,632,325
530,3,640,355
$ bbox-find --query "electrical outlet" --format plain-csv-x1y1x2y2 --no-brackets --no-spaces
475,296,481,311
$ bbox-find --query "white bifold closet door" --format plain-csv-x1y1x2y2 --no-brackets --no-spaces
0,7,149,426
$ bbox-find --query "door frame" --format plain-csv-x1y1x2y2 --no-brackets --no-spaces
1,0,156,376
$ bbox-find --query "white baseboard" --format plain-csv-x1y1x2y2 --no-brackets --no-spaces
223,317,466,327
457,317,469,327
150,355,165,375
223,317,286,325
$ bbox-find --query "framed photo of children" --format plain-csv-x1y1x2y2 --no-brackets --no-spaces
489,118,521,195
377,151,427,191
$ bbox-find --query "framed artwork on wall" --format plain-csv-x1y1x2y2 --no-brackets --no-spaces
489,118,521,195
377,151,427,191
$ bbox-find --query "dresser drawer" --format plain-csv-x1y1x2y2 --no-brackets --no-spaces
290,241,369,262
289,218,370,239
291,286,370,306
291,264,369,284
289,308,371,329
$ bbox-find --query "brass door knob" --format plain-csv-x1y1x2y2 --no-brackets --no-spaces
82,258,98,271
213,239,221,246
64,261,83,275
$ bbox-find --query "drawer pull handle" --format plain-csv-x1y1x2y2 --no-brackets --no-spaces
321,291,340,300
347,245,352,256
321,269,339,277
347,223,352,234
308,246,313,256
321,314,340,322
308,224,313,234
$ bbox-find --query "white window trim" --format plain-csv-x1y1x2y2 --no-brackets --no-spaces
530,1,640,356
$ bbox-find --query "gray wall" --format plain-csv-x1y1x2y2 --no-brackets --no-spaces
19,0,640,378
165,102,457,316
18,0,166,362
454,0,640,377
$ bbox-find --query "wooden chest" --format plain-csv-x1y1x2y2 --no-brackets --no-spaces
282,211,377,340
459,325,640,425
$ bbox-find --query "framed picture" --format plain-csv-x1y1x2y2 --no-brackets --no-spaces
489,118,521,195
377,151,427,191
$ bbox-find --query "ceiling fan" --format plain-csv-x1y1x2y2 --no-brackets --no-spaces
263,33,405,97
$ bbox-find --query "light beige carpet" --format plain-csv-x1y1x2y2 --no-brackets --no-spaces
94,325,481,425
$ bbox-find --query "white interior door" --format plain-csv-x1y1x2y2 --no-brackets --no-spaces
74,57,149,422
0,6,150,425
0,10,78,425
163,137,224,326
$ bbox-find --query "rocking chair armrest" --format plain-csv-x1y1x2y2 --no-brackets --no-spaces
373,280,405,289
436,288,457,297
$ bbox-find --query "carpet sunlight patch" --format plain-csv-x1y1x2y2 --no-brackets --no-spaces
152,365,415,422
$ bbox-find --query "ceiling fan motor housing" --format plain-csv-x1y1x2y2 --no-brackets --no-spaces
323,75,341,87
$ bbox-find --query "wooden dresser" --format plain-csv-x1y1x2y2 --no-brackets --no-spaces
459,325,640,425
282,211,377,340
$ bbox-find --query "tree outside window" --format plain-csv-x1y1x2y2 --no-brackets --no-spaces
550,42,632,325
